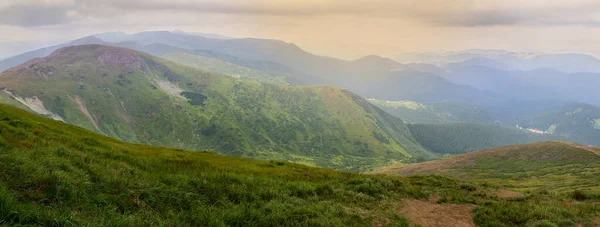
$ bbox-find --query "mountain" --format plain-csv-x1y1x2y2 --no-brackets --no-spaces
407,123,561,156
373,141,600,192
397,49,600,73
163,52,292,84
1,104,599,227
442,65,600,106
368,99,496,124
0,36,110,72
350,55,407,71
519,103,600,146
172,30,234,39
0,44,435,171
0,31,502,106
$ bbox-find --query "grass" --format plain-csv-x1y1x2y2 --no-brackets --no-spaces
1,105,600,226
375,141,600,194
0,103,489,226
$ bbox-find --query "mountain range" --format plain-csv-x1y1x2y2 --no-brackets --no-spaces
0,45,435,172
0,30,600,226
0,30,598,169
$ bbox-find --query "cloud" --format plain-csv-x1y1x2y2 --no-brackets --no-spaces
3,0,600,28
0,4,73,27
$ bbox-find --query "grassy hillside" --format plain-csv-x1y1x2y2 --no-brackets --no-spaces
374,141,600,192
0,45,433,171
163,52,292,84
520,103,600,146
1,104,600,226
369,99,496,124
407,123,559,156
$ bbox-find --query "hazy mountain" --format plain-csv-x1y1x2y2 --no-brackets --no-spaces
0,31,503,106
0,45,436,171
442,65,600,106
163,52,292,84
0,36,109,72
399,49,600,73
173,30,235,39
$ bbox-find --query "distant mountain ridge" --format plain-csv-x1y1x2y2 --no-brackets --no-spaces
0,31,503,105
396,49,600,73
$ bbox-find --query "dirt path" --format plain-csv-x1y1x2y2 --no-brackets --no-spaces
491,190,521,198
398,199,476,227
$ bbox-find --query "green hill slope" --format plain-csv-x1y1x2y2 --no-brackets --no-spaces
1,104,599,226
407,123,560,156
520,103,600,146
368,99,496,124
374,141,600,192
163,52,292,84
0,45,432,171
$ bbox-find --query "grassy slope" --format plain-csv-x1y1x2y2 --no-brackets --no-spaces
521,103,600,146
369,99,495,124
374,141,600,192
407,123,560,156
1,104,599,226
163,52,291,84
0,45,433,172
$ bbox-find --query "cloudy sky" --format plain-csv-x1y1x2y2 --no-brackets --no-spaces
3,0,600,59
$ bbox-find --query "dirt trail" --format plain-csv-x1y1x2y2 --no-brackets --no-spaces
398,199,476,227
491,190,521,198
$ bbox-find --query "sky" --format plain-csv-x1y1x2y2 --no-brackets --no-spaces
3,0,600,60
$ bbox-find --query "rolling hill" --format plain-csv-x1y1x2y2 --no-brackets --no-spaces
373,141,600,192
519,103,600,146
0,44,434,171
407,123,560,156
1,104,599,226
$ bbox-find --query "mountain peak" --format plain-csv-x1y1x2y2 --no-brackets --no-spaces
52,45,145,69
352,55,404,70
354,55,393,62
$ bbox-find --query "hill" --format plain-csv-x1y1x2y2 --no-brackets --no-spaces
374,141,600,192
407,123,560,156
0,45,433,172
368,99,496,124
2,104,600,226
519,103,600,146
